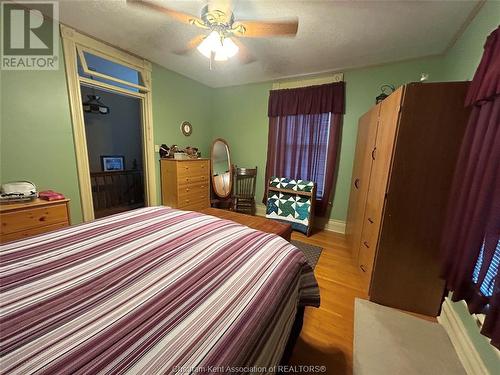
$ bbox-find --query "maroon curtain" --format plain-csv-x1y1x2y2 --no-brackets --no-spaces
440,26,500,349
264,82,345,217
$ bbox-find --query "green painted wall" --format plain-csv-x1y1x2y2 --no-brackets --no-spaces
0,35,212,223
151,64,213,204
209,1,499,223
210,57,444,221
441,0,500,81
1,2,498,226
211,82,272,205
0,44,83,224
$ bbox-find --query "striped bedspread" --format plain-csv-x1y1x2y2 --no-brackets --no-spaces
0,207,319,374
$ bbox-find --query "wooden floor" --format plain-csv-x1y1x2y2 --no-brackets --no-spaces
288,229,368,375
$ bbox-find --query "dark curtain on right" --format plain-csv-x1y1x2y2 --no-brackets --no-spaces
440,26,500,349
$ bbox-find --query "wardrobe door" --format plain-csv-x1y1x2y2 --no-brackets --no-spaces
358,87,404,290
370,82,469,316
346,105,379,262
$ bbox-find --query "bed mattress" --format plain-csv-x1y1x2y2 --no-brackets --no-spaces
0,207,319,374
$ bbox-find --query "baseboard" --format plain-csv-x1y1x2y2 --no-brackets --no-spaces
255,204,346,234
438,297,489,375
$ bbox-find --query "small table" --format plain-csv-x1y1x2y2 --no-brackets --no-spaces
200,208,292,241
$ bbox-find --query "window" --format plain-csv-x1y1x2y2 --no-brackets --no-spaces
76,47,147,93
473,238,500,297
264,82,344,217
281,113,331,198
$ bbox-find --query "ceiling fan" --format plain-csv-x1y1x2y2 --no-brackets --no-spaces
127,0,299,66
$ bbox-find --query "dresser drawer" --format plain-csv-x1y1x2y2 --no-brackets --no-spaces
178,195,209,210
178,184,209,200
178,174,209,186
177,161,209,178
1,204,68,235
1,222,69,243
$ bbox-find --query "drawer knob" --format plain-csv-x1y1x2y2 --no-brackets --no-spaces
39,216,47,222
354,178,360,189
360,265,367,273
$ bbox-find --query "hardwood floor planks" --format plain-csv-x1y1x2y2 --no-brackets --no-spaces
289,229,367,374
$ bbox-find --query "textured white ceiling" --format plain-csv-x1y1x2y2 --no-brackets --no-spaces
53,0,480,87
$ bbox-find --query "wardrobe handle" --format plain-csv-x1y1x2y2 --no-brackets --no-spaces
363,241,370,248
360,265,367,273
368,218,374,224
372,147,377,160
354,178,360,189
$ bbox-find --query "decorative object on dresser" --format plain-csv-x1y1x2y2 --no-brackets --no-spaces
266,177,316,236
159,144,170,158
38,190,66,201
0,198,70,243
346,82,470,316
232,166,257,215
0,181,37,202
210,138,233,207
160,158,210,211
184,146,199,158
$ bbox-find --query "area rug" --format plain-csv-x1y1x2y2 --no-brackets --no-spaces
290,240,323,270
354,299,465,375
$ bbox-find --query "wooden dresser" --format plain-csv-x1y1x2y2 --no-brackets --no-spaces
0,199,71,243
160,159,210,211
346,82,470,316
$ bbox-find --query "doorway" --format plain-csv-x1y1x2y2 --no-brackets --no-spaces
61,25,156,222
81,85,145,218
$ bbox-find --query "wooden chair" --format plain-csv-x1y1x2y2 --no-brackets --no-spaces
232,166,257,215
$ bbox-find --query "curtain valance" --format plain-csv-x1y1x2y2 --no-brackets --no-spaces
268,82,345,116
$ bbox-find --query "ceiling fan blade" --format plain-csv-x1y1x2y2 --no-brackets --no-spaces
233,19,298,38
127,0,203,25
173,34,205,55
232,38,256,65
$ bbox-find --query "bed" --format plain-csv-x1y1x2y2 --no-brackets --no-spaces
0,207,320,374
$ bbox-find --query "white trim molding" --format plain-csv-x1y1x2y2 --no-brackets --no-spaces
255,203,346,234
438,297,491,375
61,25,156,221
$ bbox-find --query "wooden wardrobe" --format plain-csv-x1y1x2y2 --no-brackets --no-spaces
346,82,470,316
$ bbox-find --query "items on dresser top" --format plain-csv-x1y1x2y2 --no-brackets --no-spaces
160,158,210,211
39,190,66,201
0,198,70,243
0,181,37,202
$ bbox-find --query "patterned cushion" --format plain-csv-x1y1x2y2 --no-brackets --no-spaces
266,177,314,235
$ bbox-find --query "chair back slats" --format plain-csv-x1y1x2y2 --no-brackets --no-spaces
232,166,257,215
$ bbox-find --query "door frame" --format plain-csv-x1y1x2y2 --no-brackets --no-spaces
61,25,156,221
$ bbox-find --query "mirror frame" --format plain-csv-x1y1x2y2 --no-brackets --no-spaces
210,138,232,199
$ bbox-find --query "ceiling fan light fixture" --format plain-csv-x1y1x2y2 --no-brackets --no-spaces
197,31,239,61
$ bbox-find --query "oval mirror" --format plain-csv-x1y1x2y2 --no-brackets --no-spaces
210,138,232,198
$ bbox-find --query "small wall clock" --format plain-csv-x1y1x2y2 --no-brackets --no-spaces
180,121,192,136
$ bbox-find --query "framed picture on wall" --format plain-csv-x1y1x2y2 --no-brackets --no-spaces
101,155,125,171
